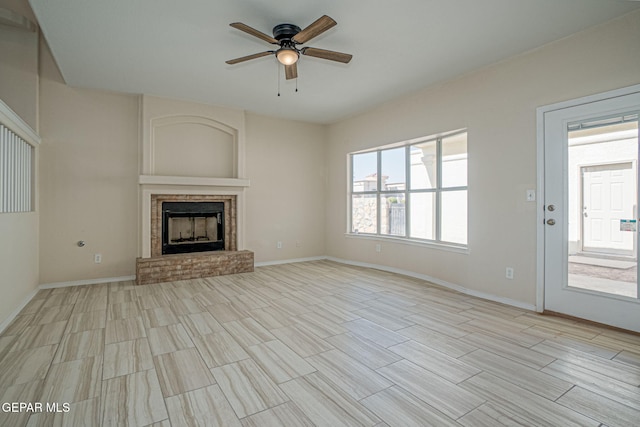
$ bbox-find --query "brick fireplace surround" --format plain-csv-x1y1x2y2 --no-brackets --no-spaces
135,194,253,285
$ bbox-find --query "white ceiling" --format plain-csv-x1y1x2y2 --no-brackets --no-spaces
29,0,640,124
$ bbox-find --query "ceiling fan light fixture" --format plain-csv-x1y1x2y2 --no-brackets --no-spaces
276,48,299,65
227,16,352,78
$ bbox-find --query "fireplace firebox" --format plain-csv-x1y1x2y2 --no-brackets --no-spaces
162,202,224,254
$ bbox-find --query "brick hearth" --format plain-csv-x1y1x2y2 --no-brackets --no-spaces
135,250,254,286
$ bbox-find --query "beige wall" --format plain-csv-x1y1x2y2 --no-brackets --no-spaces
326,11,640,307
0,212,39,326
153,122,235,178
0,0,38,129
245,113,326,263
37,67,328,281
38,39,139,284
0,0,39,327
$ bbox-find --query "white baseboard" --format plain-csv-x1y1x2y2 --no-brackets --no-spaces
39,275,136,289
326,256,537,312
254,256,327,267
0,288,38,334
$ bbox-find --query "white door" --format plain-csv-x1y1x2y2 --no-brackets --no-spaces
582,162,635,256
543,90,640,332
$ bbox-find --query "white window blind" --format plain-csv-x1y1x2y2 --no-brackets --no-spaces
0,123,34,213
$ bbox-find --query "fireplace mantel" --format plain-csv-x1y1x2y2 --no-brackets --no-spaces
139,175,250,187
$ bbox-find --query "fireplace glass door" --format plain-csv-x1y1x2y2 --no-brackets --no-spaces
162,202,224,254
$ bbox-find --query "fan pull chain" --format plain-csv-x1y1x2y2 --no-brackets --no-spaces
277,62,281,97
295,78,298,93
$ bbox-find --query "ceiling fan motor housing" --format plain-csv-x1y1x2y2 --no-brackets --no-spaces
272,24,301,41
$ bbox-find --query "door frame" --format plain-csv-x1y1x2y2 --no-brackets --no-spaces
535,83,640,313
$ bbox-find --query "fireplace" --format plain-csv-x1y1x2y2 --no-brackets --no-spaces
149,194,238,257
137,193,253,286
136,104,254,285
162,202,224,254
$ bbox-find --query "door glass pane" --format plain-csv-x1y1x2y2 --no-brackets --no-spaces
442,133,468,188
410,140,437,189
567,116,638,298
352,152,378,192
409,192,435,240
351,194,377,234
441,190,468,245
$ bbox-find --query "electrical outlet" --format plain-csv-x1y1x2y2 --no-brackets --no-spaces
375,244,381,253
276,241,282,249
94,253,102,264
505,267,514,279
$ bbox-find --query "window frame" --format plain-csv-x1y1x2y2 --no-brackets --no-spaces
0,100,40,214
348,129,468,250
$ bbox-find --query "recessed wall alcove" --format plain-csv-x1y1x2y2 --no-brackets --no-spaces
151,115,237,178
137,95,252,285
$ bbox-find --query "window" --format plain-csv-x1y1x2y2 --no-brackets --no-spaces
350,131,467,246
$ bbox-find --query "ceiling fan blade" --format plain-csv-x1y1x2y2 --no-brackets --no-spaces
230,22,278,44
292,15,336,44
225,51,273,65
284,63,298,80
302,47,352,64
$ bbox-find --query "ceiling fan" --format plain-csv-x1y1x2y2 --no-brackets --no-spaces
225,15,352,80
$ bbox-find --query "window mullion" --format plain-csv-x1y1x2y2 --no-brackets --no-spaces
348,154,353,233
405,145,410,238
349,154,358,234
435,137,442,242
376,150,382,235
440,186,468,192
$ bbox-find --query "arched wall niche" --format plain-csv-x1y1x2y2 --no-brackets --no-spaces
150,115,238,178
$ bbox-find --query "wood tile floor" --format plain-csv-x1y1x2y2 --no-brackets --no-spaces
1,260,639,426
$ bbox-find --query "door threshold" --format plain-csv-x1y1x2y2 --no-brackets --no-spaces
543,310,640,336
574,252,636,262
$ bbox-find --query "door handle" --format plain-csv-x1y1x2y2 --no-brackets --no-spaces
547,219,556,226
